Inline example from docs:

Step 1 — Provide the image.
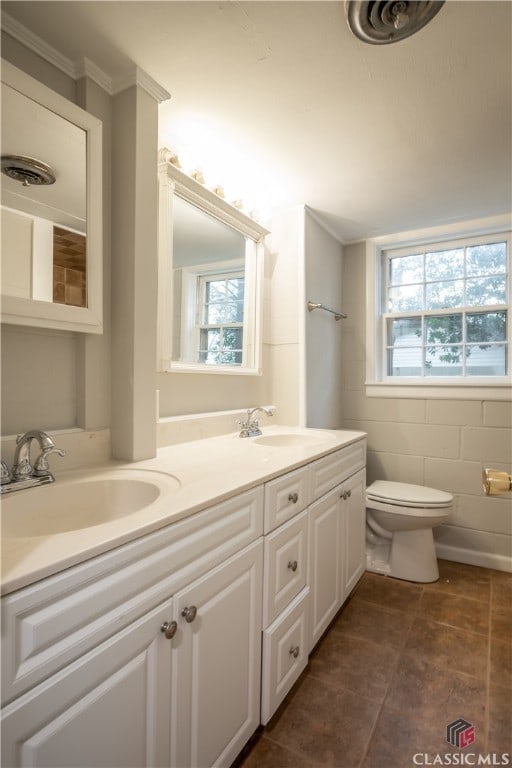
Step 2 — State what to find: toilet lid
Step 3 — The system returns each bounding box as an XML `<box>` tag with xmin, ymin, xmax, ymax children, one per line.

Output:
<box><xmin>366</xmin><ymin>480</ymin><xmax>453</xmax><ymax>508</ymax></box>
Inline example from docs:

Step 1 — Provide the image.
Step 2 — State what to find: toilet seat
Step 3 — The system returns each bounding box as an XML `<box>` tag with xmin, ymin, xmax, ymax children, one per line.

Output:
<box><xmin>366</xmin><ymin>480</ymin><xmax>453</xmax><ymax>509</ymax></box>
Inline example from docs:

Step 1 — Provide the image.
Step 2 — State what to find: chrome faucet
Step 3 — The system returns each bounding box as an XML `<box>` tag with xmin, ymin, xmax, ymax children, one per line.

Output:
<box><xmin>1</xmin><ymin>430</ymin><xmax>65</xmax><ymax>494</ymax></box>
<box><xmin>238</xmin><ymin>407</ymin><xmax>274</xmax><ymax>438</ymax></box>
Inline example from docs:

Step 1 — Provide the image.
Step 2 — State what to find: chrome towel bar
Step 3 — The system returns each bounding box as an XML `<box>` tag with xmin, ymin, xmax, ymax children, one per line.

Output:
<box><xmin>307</xmin><ymin>301</ymin><xmax>347</xmax><ymax>321</ymax></box>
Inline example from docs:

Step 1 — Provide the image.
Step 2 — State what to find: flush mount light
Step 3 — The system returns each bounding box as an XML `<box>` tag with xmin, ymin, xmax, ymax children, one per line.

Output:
<box><xmin>1</xmin><ymin>154</ymin><xmax>56</xmax><ymax>186</ymax></box>
<box><xmin>345</xmin><ymin>1</ymin><xmax>445</xmax><ymax>45</ymax></box>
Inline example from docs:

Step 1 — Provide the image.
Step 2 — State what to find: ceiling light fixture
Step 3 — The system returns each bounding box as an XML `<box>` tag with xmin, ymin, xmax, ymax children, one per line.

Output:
<box><xmin>345</xmin><ymin>1</ymin><xmax>445</xmax><ymax>45</ymax></box>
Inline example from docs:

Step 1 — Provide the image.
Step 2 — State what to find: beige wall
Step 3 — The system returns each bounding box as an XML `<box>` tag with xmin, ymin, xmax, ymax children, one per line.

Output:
<box><xmin>304</xmin><ymin>210</ymin><xmax>344</xmax><ymax>428</ymax></box>
<box><xmin>341</xmin><ymin>242</ymin><xmax>512</xmax><ymax>570</ymax></box>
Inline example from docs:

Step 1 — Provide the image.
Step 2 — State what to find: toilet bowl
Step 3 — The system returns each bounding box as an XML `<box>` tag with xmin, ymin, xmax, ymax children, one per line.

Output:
<box><xmin>366</xmin><ymin>480</ymin><xmax>453</xmax><ymax>583</ymax></box>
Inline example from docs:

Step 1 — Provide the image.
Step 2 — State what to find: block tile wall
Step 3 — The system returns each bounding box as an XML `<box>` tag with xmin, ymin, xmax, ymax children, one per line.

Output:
<box><xmin>341</xmin><ymin>242</ymin><xmax>512</xmax><ymax>571</ymax></box>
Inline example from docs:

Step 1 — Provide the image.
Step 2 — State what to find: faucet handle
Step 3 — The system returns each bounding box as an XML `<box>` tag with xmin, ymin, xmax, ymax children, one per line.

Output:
<box><xmin>1</xmin><ymin>460</ymin><xmax>11</xmax><ymax>484</ymax></box>
<box><xmin>33</xmin><ymin>446</ymin><xmax>66</xmax><ymax>477</ymax></box>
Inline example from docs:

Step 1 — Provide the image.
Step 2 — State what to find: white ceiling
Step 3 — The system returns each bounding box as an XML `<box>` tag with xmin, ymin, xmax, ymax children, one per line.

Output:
<box><xmin>3</xmin><ymin>1</ymin><xmax>511</xmax><ymax>242</ymax></box>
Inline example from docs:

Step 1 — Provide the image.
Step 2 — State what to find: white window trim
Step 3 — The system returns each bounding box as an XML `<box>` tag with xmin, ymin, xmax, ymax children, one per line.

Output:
<box><xmin>365</xmin><ymin>214</ymin><xmax>512</xmax><ymax>400</ymax></box>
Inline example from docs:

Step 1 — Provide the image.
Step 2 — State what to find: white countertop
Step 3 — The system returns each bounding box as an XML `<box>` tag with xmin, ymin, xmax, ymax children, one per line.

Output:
<box><xmin>1</xmin><ymin>426</ymin><xmax>366</xmax><ymax>596</ymax></box>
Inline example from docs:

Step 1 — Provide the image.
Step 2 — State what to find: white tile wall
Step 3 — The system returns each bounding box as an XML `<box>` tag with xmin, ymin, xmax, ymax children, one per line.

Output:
<box><xmin>456</xmin><ymin>494</ymin><xmax>512</xmax><ymax>536</ymax></box>
<box><xmin>462</xmin><ymin>427</ymin><xmax>512</xmax><ymax>463</ymax></box>
<box><xmin>483</xmin><ymin>401</ymin><xmax>512</xmax><ymax>428</ymax></box>
<box><xmin>424</xmin><ymin>458</ymin><xmax>483</xmax><ymax>496</ymax></box>
<box><xmin>426</xmin><ymin>400</ymin><xmax>482</xmax><ymax>426</ymax></box>
<box><xmin>346</xmin><ymin>419</ymin><xmax>460</xmax><ymax>459</ymax></box>
<box><xmin>366</xmin><ymin>450</ymin><xmax>424</xmax><ymax>486</ymax></box>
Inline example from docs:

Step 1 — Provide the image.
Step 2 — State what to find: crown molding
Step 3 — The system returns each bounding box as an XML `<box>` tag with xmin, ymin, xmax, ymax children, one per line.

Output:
<box><xmin>1</xmin><ymin>11</ymin><xmax>169</xmax><ymax>102</ymax></box>
<box><xmin>112</xmin><ymin>65</ymin><xmax>170</xmax><ymax>103</ymax></box>
<box><xmin>1</xmin><ymin>10</ymin><xmax>76</xmax><ymax>78</ymax></box>
<box><xmin>75</xmin><ymin>56</ymin><xmax>113</xmax><ymax>94</ymax></box>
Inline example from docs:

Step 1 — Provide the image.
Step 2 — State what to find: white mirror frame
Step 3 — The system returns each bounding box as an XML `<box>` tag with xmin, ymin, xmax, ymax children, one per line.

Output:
<box><xmin>157</xmin><ymin>149</ymin><xmax>269</xmax><ymax>375</ymax></box>
<box><xmin>1</xmin><ymin>60</ymin><xmax>103</xmax><ymax>333</ymax></box>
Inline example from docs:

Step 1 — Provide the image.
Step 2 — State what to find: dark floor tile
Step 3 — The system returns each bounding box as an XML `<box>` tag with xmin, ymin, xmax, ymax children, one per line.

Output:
<box><xmin>405</xmin><ymin>617</ymin><xmax>488</xmax><ymax>679</ymax></box>
<box><xmin>362</xmin><ymin>705</ymin><xmax>486</xmax><ymax>768</ymax></box>
<box><xmin>488</xmin><ymin>683</ymin><xmax>512</xmax><ymax>754</ymax></box>
<box><xmin>417</xmin><ymin>589</ymin><xmax>490</xmax><ymax>635</ymax></box>
<box><xmin>491</xmin><ymin>606</ymin><xmax>512</xmax><ymax>642</ymax></box>
<box><xmin>265</xmin><ymin>673</ymin><xmax>380</xmax><ymax>767</ymax></box>
<box><xmin>424</xmin><ymin>560</ymin><xmax>492</xmax><ymax>603</ymax></box>
<box><xmin>490</xmin><ymin>637</ymin><xmax>512</xmax><ymax>688</ymax></box>
<box><xmin>385</xmin><ymin>652</ymin><xmax>486</xmax><ymax>729</ymax></box>
<box><xmin>308</xmin><ymin>632</ymin><xmax>399</xmax><ymax>703</ymax></box>
<box><xmin>353</xmin><ymin>572</ymin><xmax>423</xmax><ymax>614</ymax></box>
<box><xmin>240</xmin><ymin>734</ymin><xmax>319</xmax><ymax>768</ymax></box>
<box><xmin>491</xmin><ymin>570</ymin><xmax>512</xmax><ymax>610</ymax></box>
<box><xmin>332</xmin><ymin>596</ymin><xmax>415</xmax><ymax>648</ymax></box>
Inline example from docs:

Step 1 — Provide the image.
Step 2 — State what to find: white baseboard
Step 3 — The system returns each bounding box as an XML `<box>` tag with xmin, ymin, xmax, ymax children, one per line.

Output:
<box><xmin>435</xmin><ymin>543</ymin><xmax>512</xmax><ymax>573</ymax></box>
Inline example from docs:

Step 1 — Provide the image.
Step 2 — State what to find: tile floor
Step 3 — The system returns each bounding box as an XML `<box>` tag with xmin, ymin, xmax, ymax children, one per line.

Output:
<box><xmin>240</xmin><ymin>560</ymin><xmax>512</xmax><ymax>768</ymax></box>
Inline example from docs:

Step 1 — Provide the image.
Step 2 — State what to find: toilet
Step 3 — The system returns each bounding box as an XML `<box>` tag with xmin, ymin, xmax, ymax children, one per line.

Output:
<box><xmin>366</xmin><ymin>480</ymin><xmax>453</xmax><ymax>583</ymax></box>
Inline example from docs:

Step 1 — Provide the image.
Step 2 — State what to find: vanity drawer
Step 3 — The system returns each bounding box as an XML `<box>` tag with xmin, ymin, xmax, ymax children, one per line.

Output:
<box><xmin>310</xmin><ymin>440</ymin><xmax>366</xmax><ymax>502</ymax></box>
<box><xmin>261</xmin><ymin>587</ymin><xmax>309</xmax><ymax>724</ymax></box>
<box><xmin>264</xmin><ymin>466</ymin><xmax>310</xmax><ymax>533</ymax></box>
<box><xmin>263</xmin><ymin>509</ymin><xmax>308</xmax><ymax>628</ymax></box>
<box><xmin>1</xmin><ymin>486</ymin><xmax>263</xmax><ymax>706</ymax></box>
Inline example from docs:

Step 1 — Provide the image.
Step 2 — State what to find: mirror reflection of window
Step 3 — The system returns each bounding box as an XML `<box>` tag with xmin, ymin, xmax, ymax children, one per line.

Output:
<box><xmin>198</xmin><ymin>271</ymin><xmax>245</xmax><ymax>365</ymax></box>
<box><xmin>172</xmin><ymin>196</ymin><xmax>247</xmax><ymax>366</ymax></box>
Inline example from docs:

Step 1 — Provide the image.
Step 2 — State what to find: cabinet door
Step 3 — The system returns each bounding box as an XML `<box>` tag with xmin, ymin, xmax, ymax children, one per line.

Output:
<box><xmin>1</xmin><ymin>598</ymin><xmax>173</xmax><ymax>768</ymax></box>
<box><xmin>342</xmin><ymin>468</ymin><xmax>366</xmax><ymax>600</ymax></box>
<box><xmin>263</xmin><ymin>509</ymin><xmax>308</xmax><ymax>628</ymax></box>
<box><xmin>308</xmin><ymin>486</ymin><xmax>342</xmax><ymax>652</ymax></box>
<box><xmin>261</xmin><ymin>587</ymin><xmax>309</xmax><ymax>724</ymax></box>
<box><xmin>171</xmin><ymin>540</ymin><xmax>263</xmax><ymax>768</ymax></box>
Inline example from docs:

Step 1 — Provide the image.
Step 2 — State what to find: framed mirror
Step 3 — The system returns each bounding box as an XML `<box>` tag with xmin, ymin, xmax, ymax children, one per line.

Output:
<box><xmin>157</xmin><ymin>150</ymin><xmax>268</xmax><ymax>374</ymax></box>
<box><xmin>1</xmin><ymin>60</ymin><xmax>103</xmax><ymax>333</ymax></box>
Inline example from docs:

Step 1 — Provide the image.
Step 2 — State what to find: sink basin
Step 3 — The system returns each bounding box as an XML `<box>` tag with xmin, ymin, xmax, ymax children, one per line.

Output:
<box><xmin>2</xmin><ymin>469</ymin><xmax>180</xmax><ymax>538</ymax></box>
<box><xmin>252</xmin><ymin>431</ymin><xmax>336</xmax><ymax>448</ymax></box>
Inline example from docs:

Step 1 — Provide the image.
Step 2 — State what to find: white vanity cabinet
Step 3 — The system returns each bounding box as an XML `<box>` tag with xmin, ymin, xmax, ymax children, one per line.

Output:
<box><xmin>1</xmin><ymin>432</ymin><xmax>367</xmax><ymax>766</ymax></box>
<box><xmin>308</xmin><ymin>445</ymin><xmax>366</xmax><ymax>651</ymax></box>
<box><xmin>170</xmin><ymin>540</ymin><xmax>262</xmax><ymax>768</ymax></box>
<box><xmin>1</xmin><ymin>598</ymin><xmax>174</xmax><ymax>768</ymax></box>
<box><xmin>261</xmin><ymin>476</ymin><xmax>310</xmax><ymax>725</ymax></box>
<box><xmin>342</xmin><ymin>468</ymin><xmax>366</xmax><ymax>598</ymax></box>
<box><xmin>1</xmin><ymin>489</ymin><xmax>264</xmax><ymax>768</ymax></box>
<box><xmin>260</xmin><ymin>437</ymin><xmax>366</xmax><ymax>723</ymax></box>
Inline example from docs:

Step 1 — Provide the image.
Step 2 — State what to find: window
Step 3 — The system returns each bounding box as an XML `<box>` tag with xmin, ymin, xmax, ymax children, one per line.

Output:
<box><xmin>384</xmin><ymin>238</ymin><xmax>509</xmax><ymax>378</ymax></box>
<box><xmin>365</xmin><ymin>219</ymin><xmax>512</xmax><ymax>399</ymax></box>
<box><xmin>197</xmin><ymin>271</ymin><xmax>245</xmax><ymax>365</ymax></box>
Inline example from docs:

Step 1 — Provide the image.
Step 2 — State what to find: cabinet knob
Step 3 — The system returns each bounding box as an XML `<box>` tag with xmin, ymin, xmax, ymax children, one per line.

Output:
<box><xmin>340</xmin><ymin>489</ymin><xmax>352</xmax><ymax>500</ymax></box>
<box><xmin>160</xmin><ymin>620</ymin><xmax>178</xmax><ymax>640</ymax></box>
<box><xmin>288</xmin><ymin>492</ymin><xmax>299</xmax><ymax>504</ymax></box>
<box><xmin>181</xmin><ymin>605</ymin><xmax>198</xmax><ymax>623</ymax></box>
<box><xmin>287</xmin><ymin>560</ymin><xmax>298</xmax><ymax>572</ymax></box>
<box><xmin>289</xmin><ymin>646</ymin><xmax>300</xmax><ymax>658</ymax></box>
<box><xmin>347</xmin><ymin>489</ymin><xmax>352</xmax><ymax>498</ymax></box>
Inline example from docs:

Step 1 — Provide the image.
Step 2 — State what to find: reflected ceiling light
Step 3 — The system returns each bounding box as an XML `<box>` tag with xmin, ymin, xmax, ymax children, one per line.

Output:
<box><xmin>1</xmin><ymin>155</ymin><xmax>56</xmax><ymax>186</ymax></box>
<box><xmin>345</xmin><ymin>1</ymin><xmax>445</xmax><ymax>44</ymax></box>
